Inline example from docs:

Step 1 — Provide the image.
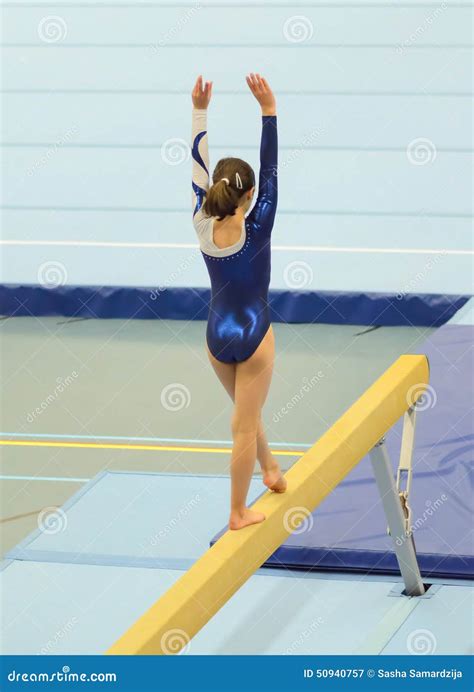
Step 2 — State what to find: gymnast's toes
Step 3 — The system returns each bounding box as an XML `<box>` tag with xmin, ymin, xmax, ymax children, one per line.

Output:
<box><xmin>263</xmin><ymin>467</ymin><xmax>287</xmax><ymax>494</ymax></box>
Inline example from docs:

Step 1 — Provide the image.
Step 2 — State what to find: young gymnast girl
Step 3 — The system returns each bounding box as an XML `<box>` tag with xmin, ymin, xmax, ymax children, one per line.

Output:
<box><xmin>191</xmin><ymin>73</ymin><xmax>286</xmax><ymax>530</ymax></box>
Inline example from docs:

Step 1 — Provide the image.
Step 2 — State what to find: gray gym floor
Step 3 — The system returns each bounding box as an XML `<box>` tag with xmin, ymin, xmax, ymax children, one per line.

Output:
<box><xmin>1</xmin><ymin>316</ymin><xmax>434</xmax><ymax>556</ymax></box>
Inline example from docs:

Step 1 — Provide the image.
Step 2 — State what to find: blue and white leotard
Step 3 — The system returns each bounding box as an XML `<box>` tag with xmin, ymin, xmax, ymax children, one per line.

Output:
<box><xmin>191</xmin><ymin>109</ymin><xmax>278</xmax><ymax>364</ymax></box>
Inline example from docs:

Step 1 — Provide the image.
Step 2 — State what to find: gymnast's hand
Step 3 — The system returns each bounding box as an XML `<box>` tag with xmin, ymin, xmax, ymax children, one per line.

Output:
<box><xmin>192</xmin><ymin>75</ymin><xmax>213</xmax><ymax>110</ymax></box>
<box><xmin>246</xmin><ymin>73</ymin><xmax>276</xmax><ymax>116</ymax></box>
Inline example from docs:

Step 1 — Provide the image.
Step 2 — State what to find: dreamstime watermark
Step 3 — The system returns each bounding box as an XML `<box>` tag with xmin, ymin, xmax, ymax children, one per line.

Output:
<box><xmin>39</xmin><ymin>617</ymin><xmax>79</xmax><ymax>654</ymax></box>
<box><xmin>38</xmin><ymin>15</ymin><xmax>68</xmax><ymax>43</ymax></box>
<box><xmin>161</xmin><ymin>138</ymin><xmax>191</xmax><ymax>166</ymax></box>
<box><xmin>396</xmin><ymin>250</ymin><xmax>447</xmax><ymax>299</ymax></box>
<box><xmin>283</xmin><ymin>15</ymin><xmax>314</xmax><ymax>43</ymax></box>
<box><xmin>407</xmin><ymin>383</ymin><xmax>437</xmax><ymax>411</ymax></box>
<box><xmin>140</xmin><ymin>494</ymin><xmax>201</xmax><ymax>549</ymax></box>
<box><xmin>273</xmin><ymin>371</ymin><xmax>324</xmax><ymax>423</ymax></box>
<box><xmin>406</xmin><ymin>138</ymin><xmax>437</xmax><ymax>166</ymax></box>
<box><xmin>37</xmin><ymin>506</ymin><xmax>68</xmax><ymax>535</ymax></box>
<box><xmin>26</xmin><ymin>371</ymin><xmax>79</xmax><ymax>423</ymax></box>
<box><xmin>283</xmin><ymin>506</ymin><xmax>314</xmax><ymax>534</ymax></box>
<box><xmin>285</xmin><ymin>617</ymin><xmax>325</xmax><ymax>654</ymax></box>
<box><xmin>407</xmin><ymin>628</ymin><xmax>437</xmax><ymax>654</ymax></box>
<box><xmin>37</xmin><ymin>260</ymin><xmax>68</xmax><ymax>289</ymax></box>
<box><xmin>7</xmin><ymin>667</ymin><xmax>116</xmax><ymax>683</ymax></box>
<box><xmin>283</xmin><ymin>260</ymin><xmax>314</xmax><ymax>289</ymax></box>
<box><xmin>397</xmin><ymin>3</ymin><xmax>447</xmax><ymax>53</ymax></box>
<box><xmin>161</xmin><ymin>383</ymin><xmax>191</xmax><ymax>411</ymax></box>
<box><xmin>277</xmin><ymin>127</ymin><xmax>326</xmax><ymax>174</ymax></box>
<box><xmin>395</xmin><ymin>494</ymin><xmax>448</xmax><ymax>546</ymax></box>
<box><xmin>27</xmin><ymin>125</ymin><xmax>79</xmax><ymax>177</ymax></box>
<box><xmin>150</xmin><ymin>252</ymin><xmax>199</xmax><ymax>300</ymax></box>
<box><xmin>161</xmin><ymin>628</ymin><xmax>191</xmax><ymax>655</ymax></box>
<box><xmin>147</xmin><ymin>3</ymin><xmax>202</xmax><ymax>55</ymax></box>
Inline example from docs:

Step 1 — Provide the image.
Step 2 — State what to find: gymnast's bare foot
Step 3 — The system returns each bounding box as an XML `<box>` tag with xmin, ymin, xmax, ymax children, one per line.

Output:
<box><xmin>229</xmin><ymin>508</ymin><xmax>266</xmax><ymax>530</ymax></box>
<box><xmin>263</xmin><ymin>462</ymin><xmax>287</xmax><ymax>493</ymax></box>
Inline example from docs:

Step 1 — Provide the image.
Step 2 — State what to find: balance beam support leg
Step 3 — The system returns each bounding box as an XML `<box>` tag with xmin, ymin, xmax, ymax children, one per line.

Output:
<box><xmin>369</xmin><ymin>439</ymin><xmax>425</xmax><ymax>597</ymax></box>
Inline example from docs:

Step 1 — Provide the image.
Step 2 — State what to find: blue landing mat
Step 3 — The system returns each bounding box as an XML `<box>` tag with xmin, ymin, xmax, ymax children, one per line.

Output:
<box><xmin>4</xmin><ymin>559</ymin><xmax>472</xmax><ymax>655</ymax></box>
<box><xmin>0</xmin><ymin>283</ymin><xmax>468</xmax><ymax>327</ymax></box>
<box><xmin>212</xmin><ymin>324</ymin><xmax>474</xmax><ymax>579</ymax></box>
<box><xmin>6</xmin><ymin>472</ymin><xmax>263</xmax><ymax>569</ymax></box>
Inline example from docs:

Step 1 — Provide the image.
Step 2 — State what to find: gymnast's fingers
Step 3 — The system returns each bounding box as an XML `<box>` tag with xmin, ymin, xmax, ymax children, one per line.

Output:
<box><xmin>246</xmin><ymin>74</ymin><xmax>255</xmax><ymax>93</ymax></box>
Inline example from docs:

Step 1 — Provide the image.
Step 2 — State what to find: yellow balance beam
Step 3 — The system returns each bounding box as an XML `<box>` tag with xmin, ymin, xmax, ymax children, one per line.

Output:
<box><xmin>107</xmin><ymin>354</ymin><xmax>429</xmax><ymax>655</ymax></box>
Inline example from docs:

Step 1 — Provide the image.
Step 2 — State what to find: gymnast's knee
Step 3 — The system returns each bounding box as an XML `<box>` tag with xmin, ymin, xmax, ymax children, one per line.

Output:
<box><xmin>231</xmin><ymin>410</ymin><xmax>260</xmax><ymax>437</ymax></box>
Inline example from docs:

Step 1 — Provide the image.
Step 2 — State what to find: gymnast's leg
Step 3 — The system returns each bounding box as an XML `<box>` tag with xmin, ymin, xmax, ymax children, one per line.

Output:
<box><xmin>207</xmin><ymin>340</ymin><xmax>286</xmax><ymax>494</ymax></box>
<box><xmin>230</xmin><ymin>327</ymin><xmax>284</xmax><ymax>529</ymax></box>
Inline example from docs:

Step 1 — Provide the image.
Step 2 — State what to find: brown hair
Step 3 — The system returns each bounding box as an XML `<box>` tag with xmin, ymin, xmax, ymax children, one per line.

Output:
<box><xmin>203</xmin><ymin>157</ymin><xmax>255</xmax><ymax>221</ymax></box>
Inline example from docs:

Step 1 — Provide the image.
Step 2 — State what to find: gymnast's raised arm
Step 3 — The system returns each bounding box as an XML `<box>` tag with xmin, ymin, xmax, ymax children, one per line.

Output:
<box><xmin>191</xmin><ymin>76</ymin><xmax>212</xmax><ymax>217</ymax></box>
<box><xmin>246</xmin><ymin>73</ymin><xmax>278</xmax><ymax>233</ymax></box>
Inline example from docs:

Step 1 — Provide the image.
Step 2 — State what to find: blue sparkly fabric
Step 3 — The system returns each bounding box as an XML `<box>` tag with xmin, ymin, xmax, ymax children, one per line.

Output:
<box><xmin>192</xmin><ymin>115</ymin><xmax>278</xmax><ymax>363</ymax></box>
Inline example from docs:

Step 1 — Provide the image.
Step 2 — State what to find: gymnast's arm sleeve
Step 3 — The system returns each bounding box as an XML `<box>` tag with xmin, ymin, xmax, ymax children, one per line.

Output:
<box><xmin>248</xmin><ymin>115</ymin><xmax>278</xmax><ymax>233</ymax></box>
<box><xmin>191</xmin><ymin>108</ymin><xmax>210</xmax><ymax>216</ymax></box>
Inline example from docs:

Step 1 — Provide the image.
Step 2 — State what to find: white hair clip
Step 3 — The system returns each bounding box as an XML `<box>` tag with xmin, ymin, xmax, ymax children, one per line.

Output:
<box><xmin>235</xmin><ymin>172</ymin><xmax>243</xmax><ymax>189</ymax></box>
<box><xmin>220</xmin><ymin>177</ymin><xmax>230</xmax><ymax>185</ymax></box>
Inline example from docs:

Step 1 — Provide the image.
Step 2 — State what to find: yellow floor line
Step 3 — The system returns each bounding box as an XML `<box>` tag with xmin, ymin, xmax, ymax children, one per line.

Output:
<box><xmin>0</xmin><ymin>439</ymin><xmax>303</xmax><ymax>457</ymax></box>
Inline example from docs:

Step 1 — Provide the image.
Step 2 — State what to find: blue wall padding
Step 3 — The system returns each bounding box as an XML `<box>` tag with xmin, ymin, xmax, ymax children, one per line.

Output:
<box><xmin>211</xmin><ymin>324</ymin><xmax>474</xmax><ymax>579</ymax></box>
<box><xmin>0</xmin><ymin>283</ymin><xmax>469</xmax><ymax>327</ymax></box>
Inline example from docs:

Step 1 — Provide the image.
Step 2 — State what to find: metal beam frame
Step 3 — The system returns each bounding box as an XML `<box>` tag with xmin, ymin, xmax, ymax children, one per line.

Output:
<box><xmin>369</xmin><ymin>435</ymin><xmax>425</xmax><ymax>597</ymax></box>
